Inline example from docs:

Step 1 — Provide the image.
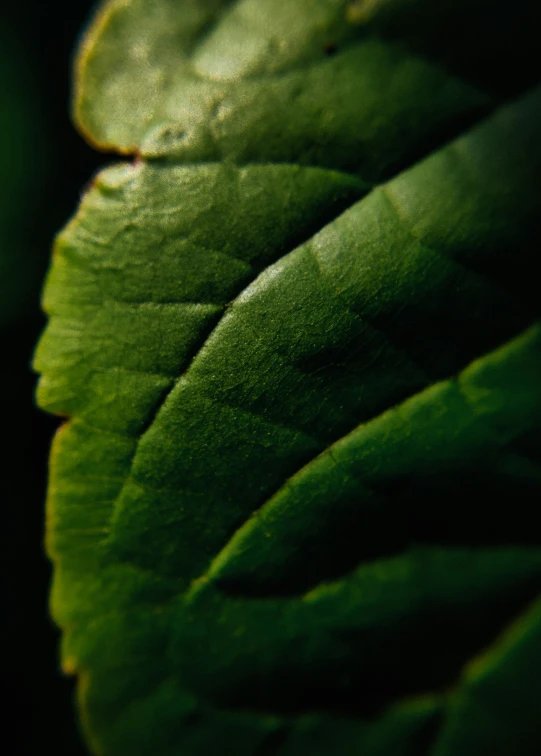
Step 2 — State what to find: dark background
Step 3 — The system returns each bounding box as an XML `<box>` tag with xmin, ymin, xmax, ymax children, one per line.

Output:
<box><xmin>2</xmin><ymin>3</ymin><xmax>104</xmax><ymax>754</ymax></box>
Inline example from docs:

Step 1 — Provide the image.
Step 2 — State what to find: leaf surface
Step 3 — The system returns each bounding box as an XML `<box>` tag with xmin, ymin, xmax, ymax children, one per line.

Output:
<box><xmin>35</xmin><ymin>1</ymin><xmax>541</xmax><ymax>754</ymax></box>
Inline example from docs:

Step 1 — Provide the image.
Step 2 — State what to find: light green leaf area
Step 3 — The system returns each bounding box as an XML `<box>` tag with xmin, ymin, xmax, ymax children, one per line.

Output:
<box><xmin>35</xmin><ymin>0</ymin><xmax>541</xmax><ymax>754</ymax></box>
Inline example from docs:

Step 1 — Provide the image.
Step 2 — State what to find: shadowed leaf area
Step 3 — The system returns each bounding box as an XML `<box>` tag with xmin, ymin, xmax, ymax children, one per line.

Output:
<box><xmin>34</xmin><ymin>0</ymin><xmax>541</xmax><ymax>754</ymax></box>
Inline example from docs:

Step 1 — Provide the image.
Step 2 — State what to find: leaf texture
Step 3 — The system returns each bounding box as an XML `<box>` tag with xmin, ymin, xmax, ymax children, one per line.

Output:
<box><xmin>35</xmin><ymin>1</ymin><xmax>541</xmax><ymax>754</ymax></box>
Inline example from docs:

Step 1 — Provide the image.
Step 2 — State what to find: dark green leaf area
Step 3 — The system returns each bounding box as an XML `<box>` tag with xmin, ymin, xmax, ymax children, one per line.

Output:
<box><xmin>101</xmin><ymin>90</ymin><xmax>540</xmax><ymax>588</ymax></box>
<box><xmin>209</xmin><ymin>324</ymin><xmax>541</xmax><ymax>595</ymax></box>
<box><xmin>433</xmin><ymin>597</ymin><xmax>541</xmax><ymax>756</ymax></box>
<box><xmin>178</xmin><ymin>546</ymin><xmax>541</xmax><ymax>718</ymax></box>
<box><xmin>352</xmin><ymin>0</ymin><xmax>541</xmax><ymax>97</ymax></box>
<box><xmin>79</xmin><ymin>655</ymin><xmax>441</xmax><ymax>756</ymax></box>
<box><xmin>35</xmin><ymin>0</ymin><xmax>541</xmax><ymax>754</ymax></box>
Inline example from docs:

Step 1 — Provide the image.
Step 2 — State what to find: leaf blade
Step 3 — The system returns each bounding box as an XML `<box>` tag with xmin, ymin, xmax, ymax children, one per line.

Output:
<box><xmin>35</xmin><ymin>1</ymin><xmax>541</xmax><ymax>753</ymax></box>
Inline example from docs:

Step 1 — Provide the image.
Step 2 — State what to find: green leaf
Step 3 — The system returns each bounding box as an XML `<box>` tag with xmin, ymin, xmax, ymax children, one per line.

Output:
<box><xmin>35</xmin><ymin>1</ymin><xmax>541</xmax><ymax>754</ymax></box>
